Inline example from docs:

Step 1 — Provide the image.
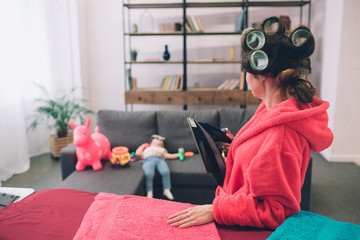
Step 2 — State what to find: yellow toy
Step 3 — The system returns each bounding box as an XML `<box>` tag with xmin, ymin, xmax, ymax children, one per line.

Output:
<box><xmin>110</xmin><ymin>146</ymin><xmax>131</xmax><ymax>167</ymax></box>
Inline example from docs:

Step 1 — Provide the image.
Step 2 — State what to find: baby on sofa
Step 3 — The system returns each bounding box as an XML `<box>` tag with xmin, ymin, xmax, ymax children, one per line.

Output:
<box><xmin>135</xmin><ymin>135</ymin><xmax>184</xmax><ymax>200</ymax></box>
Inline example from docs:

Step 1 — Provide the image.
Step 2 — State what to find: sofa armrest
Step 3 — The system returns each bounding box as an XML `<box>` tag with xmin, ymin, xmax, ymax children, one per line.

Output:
<box><xmin>60</xmin><ymin>143</ymin><xmax>77</xmax><ymax>180</ymax></box>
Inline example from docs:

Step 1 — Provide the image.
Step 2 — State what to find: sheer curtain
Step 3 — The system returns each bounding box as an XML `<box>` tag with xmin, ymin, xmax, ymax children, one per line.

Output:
<box><xmin>0</xmin><ymin>0</ymin><xmax>83</xmax><ymax>183</ymax></box>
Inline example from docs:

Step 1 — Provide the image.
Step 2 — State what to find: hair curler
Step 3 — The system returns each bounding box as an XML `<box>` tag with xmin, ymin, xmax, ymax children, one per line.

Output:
<box><xmin>245</xmin><ymin>30</ymin><xmax>266</xmax><ymax>50</ymax></box>
<box><xmin>250</xmin><ymin>50</ymin><xmax>269</xmax><ymax>71</ymax></box>
<box><xmin>291</xmin><ymin>27</ymin><xmax>311</xmax><ymax>47</ymax></box>
<box><xmin>261</xmin><ymin>16</ymin><xmax>285</xmax><ymax>35</ymax></box>
<box><xmin>242</xmin><ymin>28</ymin><xmax>266</xmax><ymax>52</ymax></box>
<box><xmin>289</xmin><ymin>26</ymin><xmax>315</xmax><ymax>58</ymax></box>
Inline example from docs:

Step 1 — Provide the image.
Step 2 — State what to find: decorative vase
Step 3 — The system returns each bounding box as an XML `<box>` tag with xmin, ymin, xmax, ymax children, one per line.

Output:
<box><xmin>139</xmin><ymin>9</ymin><xmax>154</xmax><ymax>33</ymax></box>
<box><xmin>163</xmin><ymin>45</ymin><xmax>170</xmax><ymax>61</ymax></box>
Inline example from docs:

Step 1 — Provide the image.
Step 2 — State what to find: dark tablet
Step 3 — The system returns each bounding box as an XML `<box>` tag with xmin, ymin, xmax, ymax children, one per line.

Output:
<box><xmin>187</xmin><ymin>117</ymin><xmax>231</xmax><ymax>186</ymax></box>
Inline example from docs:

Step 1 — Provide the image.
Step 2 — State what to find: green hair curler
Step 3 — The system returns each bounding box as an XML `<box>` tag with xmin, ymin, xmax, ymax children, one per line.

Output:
<box><xmin>245</xmin><ymin>30</ymin><xmax>265</xmax><ymax>50</ymax></box>
<box><xmin>291</xmin><ymin>28</ymin><xmax>311</xmax><ymax>47</ymax></box>
<box><xmin>250</xmin><ymin>50</ymin><xmax>269</xmax><ymax>71</ymax></box>
<box><xmin>262</xmin><ymin>17</ymin><xmax>284</xmax><ymax>35</ymax></box>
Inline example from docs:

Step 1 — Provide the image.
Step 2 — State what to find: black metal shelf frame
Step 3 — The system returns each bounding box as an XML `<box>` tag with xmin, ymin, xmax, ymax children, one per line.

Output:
<box><xmin>122</xmin><ymin>0</ymin><xmax>311</xmax><ymax>109</ymax></box>
<box><xmin>124</xmin><ymin>1</ymin><xmax>310</xmax><ymax>9</ymax></box>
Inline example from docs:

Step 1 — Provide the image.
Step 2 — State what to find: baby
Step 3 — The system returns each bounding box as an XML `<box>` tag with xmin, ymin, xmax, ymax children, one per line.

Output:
<box><xmin>135</xmin><ymin>135</ymin><xmax>183</xmax><ymax>200</ymax></box>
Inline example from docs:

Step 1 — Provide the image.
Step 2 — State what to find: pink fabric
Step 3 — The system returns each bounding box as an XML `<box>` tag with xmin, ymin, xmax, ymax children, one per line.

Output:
<box><xmin>213</xmin><ymin>97</ymin><xmax>333</xmax><ymax>229</ymax></box>
<box><xmin>74</xmin><ymin>193</ymin><xmax>221</xmax><ymax>240</ymax></box>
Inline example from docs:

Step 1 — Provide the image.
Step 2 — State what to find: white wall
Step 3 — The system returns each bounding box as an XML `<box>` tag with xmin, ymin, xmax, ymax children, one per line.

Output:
<box><xmin>78</xmin><ymin>0</ymin><xmax>125</xmax><ymax>114</ymax></box>
<box><xmin>321</xmin><ymin>0</ymin><xmax>360</xmax><ymax>163</ymax></box>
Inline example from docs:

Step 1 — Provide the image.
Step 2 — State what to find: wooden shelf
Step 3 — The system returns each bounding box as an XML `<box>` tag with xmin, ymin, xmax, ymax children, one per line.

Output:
<box><xmin>187</xmin><ymin>2</ymin><xmax>245</xmax><ymax>8</ymax></box>
<box><xmin>127</xmin><ymin>32</ymin><xmax>241</xmax><ymax>36</ymax></box>
<box><xmin>125</xmin><ymin>89</ymin><xmax>261</xmax><ymax>106</ymax></box>
<box><xmin>247</xmin><ymin>1</ymin><xmax>310</xmax><ymax>7</ymax></box>
<box><xmin>126</xmin><ymin>60</ymin><xmax>183</xmax><ymax>64</ymax></box>
<box><xmin>123</xmin><ymin>1</ymin><xmax>310</xmax><ymax>9</ymax></box>
<box><xmin>186</xmin><ymin>31</ymin><xmax>241</xmax><ymax>35</ymax></box>
<box><xmin>127</xmin><ymin>32</ymin><xmax>183</xmax><ymax>36</ymax></box>
<box><xmin>124</xmin><ymin>3</ymin><xmax>183</xmax><ymax>9</ymax></box>
<box><xmin>126</xmin><ymin>60</ymin><xmax>241</xmax><ymax>64</ymax></box>
<box><xmin>187</xmin><ymin>60</ymin><xmax>241</xmax><ymax>64</ymax></box>
<box><xmin>123</xmin><ymin>2</ymin><xmax>245</xmax><ymax>9</ymax></box>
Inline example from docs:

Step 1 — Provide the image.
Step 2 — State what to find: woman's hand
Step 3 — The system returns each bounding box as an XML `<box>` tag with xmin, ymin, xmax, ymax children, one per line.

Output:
<box><xmin>167</xmin><ymin>204</ymin><xmax>215</xmax><ymax>228</ymax></box>
<box><xmin>218</xmin><ymin>142</ymin><xmax>231</xmax><ymax>159</ymax></box>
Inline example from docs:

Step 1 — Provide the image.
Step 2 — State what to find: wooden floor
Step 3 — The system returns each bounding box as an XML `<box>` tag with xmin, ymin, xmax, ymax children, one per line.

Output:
<box><xmin>2</xmin><ymin>152</ymin><xmax>360</xmax><ymax>225</ymax></box>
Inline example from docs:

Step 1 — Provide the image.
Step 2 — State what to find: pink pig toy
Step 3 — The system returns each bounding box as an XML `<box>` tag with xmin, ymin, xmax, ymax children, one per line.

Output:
<box><xmin>69</xmin><ymin>118</ymin><xmax>111</xmax><ymax>171</ymax></box>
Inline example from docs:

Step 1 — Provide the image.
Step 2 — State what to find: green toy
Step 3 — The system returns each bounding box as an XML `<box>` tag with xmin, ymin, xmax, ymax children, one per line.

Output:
<box><xmin>178</xmin><ymin>148</ymin><xmax>184</xmax><ymax>161</ymax></box>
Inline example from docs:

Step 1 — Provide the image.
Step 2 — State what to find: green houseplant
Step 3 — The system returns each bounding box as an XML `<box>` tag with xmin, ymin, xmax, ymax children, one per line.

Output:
<box><xmin>27</xmin><ymin>85</ymin><xmax>94</xmax><ymax>157</ymax></box>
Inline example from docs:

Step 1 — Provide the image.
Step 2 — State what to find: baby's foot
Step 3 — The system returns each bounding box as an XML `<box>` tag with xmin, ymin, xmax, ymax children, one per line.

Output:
<box><xmin>163</xmin><ymin>189</ymin><xmax>174</xmax><ymax>200</ymax></box>
<box><xmin>146</xmin><ymin>191</ymin><xmax>153</xmax><ymax>198</ymax></box>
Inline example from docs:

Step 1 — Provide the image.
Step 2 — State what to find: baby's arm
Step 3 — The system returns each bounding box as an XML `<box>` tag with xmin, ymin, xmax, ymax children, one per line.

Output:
<box><xmin>162</xmin><ymin>148</ymin><xmax>184</xmax><ymax>160</ymax></box>
<box><xmin>135</xmin><ymin>143</ymin><xmax>149</xmax><ymax>157</ymax></box>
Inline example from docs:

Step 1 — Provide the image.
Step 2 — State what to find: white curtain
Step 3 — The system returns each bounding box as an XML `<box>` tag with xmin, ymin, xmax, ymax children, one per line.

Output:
<box><xmin>0</xmin><ymin>0</ymin><xmax>83</xmax><ymax>183</ymax></box>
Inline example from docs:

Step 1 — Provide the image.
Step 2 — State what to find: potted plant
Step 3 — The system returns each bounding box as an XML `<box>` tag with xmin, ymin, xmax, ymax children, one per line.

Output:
<box><xmin>130</xmin><ymin>49</ymin><xmax>138</xmax><ymax>61</ymax></box>
<box><xmin>27</xmin><ymin>85</ymin><xmax>94</xmax><ymax>158</ymax></box>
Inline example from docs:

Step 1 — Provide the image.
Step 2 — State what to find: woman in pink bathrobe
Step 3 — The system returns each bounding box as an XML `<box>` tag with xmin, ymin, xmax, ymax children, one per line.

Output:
<box><xmin>168</xmin><ymin>16</ymin><xmax>333</xmax><ymax>229</ymax></box>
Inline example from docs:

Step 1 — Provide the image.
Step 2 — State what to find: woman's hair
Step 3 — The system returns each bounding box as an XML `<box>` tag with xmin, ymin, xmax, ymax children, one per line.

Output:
<box><xmin>241</xmin><ymin>16</ymin><xmax>316</xmax><ymax>103</ymax></box>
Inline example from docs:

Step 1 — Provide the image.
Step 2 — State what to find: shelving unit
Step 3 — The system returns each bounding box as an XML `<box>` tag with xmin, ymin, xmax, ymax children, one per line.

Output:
<box><xmin>123</xmin><ymin>0</ymin><xmax>311</xmax><ymax>109</ymax></box>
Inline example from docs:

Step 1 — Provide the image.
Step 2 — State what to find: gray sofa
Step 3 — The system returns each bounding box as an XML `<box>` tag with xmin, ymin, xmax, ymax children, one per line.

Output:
<box><xmin>58</xmin><ymin>107</ymin><xmax>312</xmax><ymax>210</ymax></box>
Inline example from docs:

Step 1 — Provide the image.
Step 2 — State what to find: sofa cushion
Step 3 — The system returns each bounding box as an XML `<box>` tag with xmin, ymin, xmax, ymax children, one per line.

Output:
<box><xmin>97</xmin><ymin>110</ymin><xmax>157</xmax><ymax>152</ymax></box>
<box><xmin>157</xmin><ymin>110</ymin><xmax>218</xmax><ymax>153</ymax></box>
<box><xmin>166</xmin><ymin>155</ymin><xmax>217</xmax><ymax>187</ymax></box>
<box><xmin>57</xmin><ymin>161</ymin><xmax>145</xmax><ymax>196</ymax></box>
<box><xmin>218</xmin><ymin>107</ymin><xmax>257</xmax><ymax>136</ymax></box>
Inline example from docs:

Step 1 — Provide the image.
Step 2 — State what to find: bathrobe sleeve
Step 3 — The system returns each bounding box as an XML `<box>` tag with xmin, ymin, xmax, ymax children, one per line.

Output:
<box><xmin>213</xmin><ymin>126</ymin><xmax>307</xmax><ymax>229</ymax></box>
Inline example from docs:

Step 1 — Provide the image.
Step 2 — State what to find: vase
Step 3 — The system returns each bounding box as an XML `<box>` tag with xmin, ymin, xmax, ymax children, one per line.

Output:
<box><xmin>139</xmin><ymin>9</ymin><xmax>154</xmax><ymax>33</ymax></box>
<box><xmin>163</xmin><ymin>45</ymin><xmax>170</xmax><ymax>61</ymax></box>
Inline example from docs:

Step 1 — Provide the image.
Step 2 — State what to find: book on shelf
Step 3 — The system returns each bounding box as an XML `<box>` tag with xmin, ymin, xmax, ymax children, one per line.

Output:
<box><xmin>195</xmin><ymin>17</ymin><xmax>204</xmax><ymax>32</ymax></box>
<box><xmin>130</xmin><ymin>77</ymin><xmax>137</xmax><ymax>90</ymax></box>
<box><xmin>235</xmin><ymin>11</ymin><xmax>245</xmax><ymax>32</ymax></box>
<box><xmin>217</xmin><ymin>78</ymin><xmax>240</xmax><ymax>90</ymax></box>
<box><xmin>186</xmin><ymin>15</ymin><xmax>204</xmax><ymax>33</ymax></box>
<box><xmin>159</xmin><ymin>23</ymin><xmax>181</xmax><ymax>33</ymax></box>
<box><xmin>160</xmin><ymin>75</ymin><xmax>183</xmax><ymax>90</ymax></box>
<box><xmin>217</xmin><ymin>71</ymin><xmax>246</xmax><ymax>91</ymax></box>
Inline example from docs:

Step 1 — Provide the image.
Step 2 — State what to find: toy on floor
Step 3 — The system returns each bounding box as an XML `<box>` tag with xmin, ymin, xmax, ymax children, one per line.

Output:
<box><xmin>110</xmin><ymin>146</ymin><xmax>131</xmax><ymax>168</ymax></box>
<box><xmin>69</xmin><ymin>119</ymin><xmax>111</xmax><ymax>171</ymax></box>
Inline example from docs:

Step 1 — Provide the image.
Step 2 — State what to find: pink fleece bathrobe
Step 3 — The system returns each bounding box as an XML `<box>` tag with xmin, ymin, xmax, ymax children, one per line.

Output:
<box><xmin>213</xmin><ymin>97</ymin><xmax>334</xmax><ymax>229</ymax></box>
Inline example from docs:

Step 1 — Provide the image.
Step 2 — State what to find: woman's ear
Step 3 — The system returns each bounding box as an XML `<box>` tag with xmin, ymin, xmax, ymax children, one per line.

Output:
<box><xmin>261</xmin><ymin>74</ymin><xmax>274</xmax><ymax>83</ymax></box>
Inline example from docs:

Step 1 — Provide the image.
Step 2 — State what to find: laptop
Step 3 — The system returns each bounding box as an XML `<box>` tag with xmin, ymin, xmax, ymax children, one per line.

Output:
<box><xmin>187</xmin><ymin>117</ymin><xmax>233</xmax><ymax>186</ymax></box>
